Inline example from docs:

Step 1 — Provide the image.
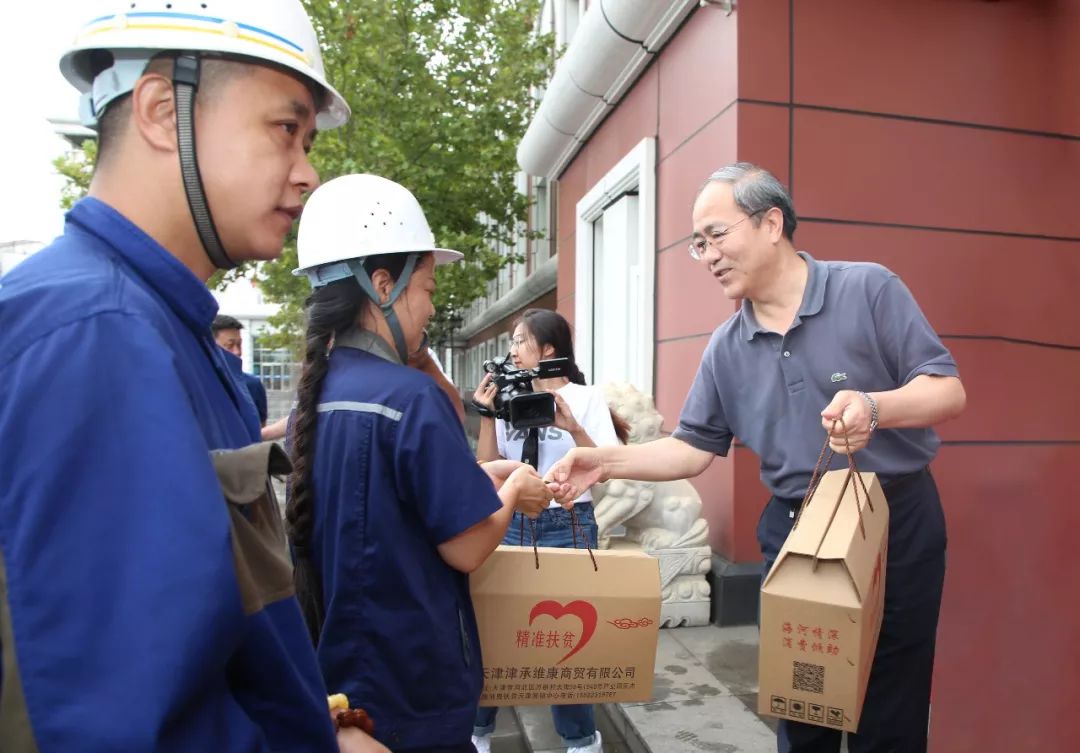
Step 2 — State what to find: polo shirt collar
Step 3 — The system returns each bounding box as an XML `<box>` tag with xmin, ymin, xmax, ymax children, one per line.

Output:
<box><xmin>796</xmin><ymin>251</ymin><xmax>829</xmax><ymax>319</ymax></box>
<box><xmin>739</xmin><ymin>251</ymin><xmax>829</xmax><ymax>341</ymax></box>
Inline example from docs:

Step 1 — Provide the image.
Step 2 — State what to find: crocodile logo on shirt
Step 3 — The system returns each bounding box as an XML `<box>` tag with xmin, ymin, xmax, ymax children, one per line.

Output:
<box><xmin>830</xmin><ymin>372</ymin><xmax>848</xmax><ymax>383</ymax></box>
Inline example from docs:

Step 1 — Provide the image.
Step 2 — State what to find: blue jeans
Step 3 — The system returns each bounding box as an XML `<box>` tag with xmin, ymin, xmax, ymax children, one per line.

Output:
<box><xmin>473</xmin><ymin>503</ymin><xmax>599</xmax><ymax>748</ymax></box>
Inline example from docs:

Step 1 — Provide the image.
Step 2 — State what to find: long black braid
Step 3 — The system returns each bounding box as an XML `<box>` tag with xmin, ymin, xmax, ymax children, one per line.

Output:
<box><xmin>286</xmin><ymin>253</ymin><xmax>409</xmax><ymax>644</ymax></box>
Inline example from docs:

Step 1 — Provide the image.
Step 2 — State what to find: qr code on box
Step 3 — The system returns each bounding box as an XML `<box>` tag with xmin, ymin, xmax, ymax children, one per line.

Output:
<box><xmin>792</xmin><ymin>661</ymin><xmax>824</xmax><ymax>694</ymax></box>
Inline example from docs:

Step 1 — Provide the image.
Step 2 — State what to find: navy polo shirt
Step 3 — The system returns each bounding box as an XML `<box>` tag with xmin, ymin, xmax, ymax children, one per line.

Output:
<box><xmin>0</xmin><ymin>198</ymin><xmax>335</xmax><ymax>750</ymax></box>
<box><xmin>307</xmin><ymin>343</ymin><xmax>502</xmax><ymax>750</ymax></box>
<box><xmin>245</xmin><ymin>373</ymin><xmax>269</xmax><ymax>424</ymax></box>
<box><xmin>222</xmin><ymin>347</ymin><xmax>270</xmax><ymax>424</ymax></box>
<box><xmin>673</xmin><ymin>252</ymin><xmax>958</xmax><ymax>499</ymax></box>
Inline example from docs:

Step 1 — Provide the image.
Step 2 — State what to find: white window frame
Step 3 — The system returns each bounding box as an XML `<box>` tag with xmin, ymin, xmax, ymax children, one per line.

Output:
<box><xmin>574</xmin><ymin>138</ymin><xmax>656</xmax><ymax>394</ymax></box>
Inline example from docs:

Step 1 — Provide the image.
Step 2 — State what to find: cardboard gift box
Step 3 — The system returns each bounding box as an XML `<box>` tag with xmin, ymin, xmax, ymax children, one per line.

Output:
<box><xmin>759</xmin><ymin>469</ymin><xmax>889</xmax><ymax>733</ymax></box>
<box><xmin>470</xmin><ymin>544</ymin><xmax>661</xmax><ymax>707</ymax></box>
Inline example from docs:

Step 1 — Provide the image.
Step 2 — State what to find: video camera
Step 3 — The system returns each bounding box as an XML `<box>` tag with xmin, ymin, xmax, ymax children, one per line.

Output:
<box><xmin>481</xmin><ymin>353</ymin><xmax>571</xmax><ymax>429</ymax></box>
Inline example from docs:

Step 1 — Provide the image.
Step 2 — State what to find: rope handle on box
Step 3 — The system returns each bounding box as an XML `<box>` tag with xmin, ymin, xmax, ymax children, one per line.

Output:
<box><xmin>792</xmin><ymin>419</ymin><xmax>876</xmax><ymax>568</ymax></box>
<box><xmin>517</xmin><ymin>504</ymin><xmax>598</xmax><ymax>572</ymax></box>
<box><xmin>794</xmin><ymin>418</ymin><xmax>875</xmax><ymax>527</ymax></box>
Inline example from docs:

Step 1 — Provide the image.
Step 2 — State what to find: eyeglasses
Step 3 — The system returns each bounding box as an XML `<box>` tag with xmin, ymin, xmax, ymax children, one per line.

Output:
<box><xmin>688</xmin><ymin>208</ymin><xmax>768</xmax><ymax>260</ymax></box>
<box><xmin>510</xmin><ymin>336</ymin><xmax>530</xmax><ymax>349</ymax></box>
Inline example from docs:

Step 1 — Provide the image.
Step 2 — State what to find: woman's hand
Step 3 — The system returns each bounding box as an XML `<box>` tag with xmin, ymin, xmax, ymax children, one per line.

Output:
<box><xmin>545</xmin><ymin>389</ymin><xmax>581</xmax><ymax>434</ymax></box>
<box><xmin>480</xmin><ymin>459</ymin><xmax>525</xmax><ymax>489</ymax></box>
<box><xmin>504</xmin><ymin>465</ymin><xmax>561</xmax><ymax>517</ymax></box>
<box><xmin>473</xmin><ymin>373</ymin><xmax>498</xmax><ymax>411</ymax></box>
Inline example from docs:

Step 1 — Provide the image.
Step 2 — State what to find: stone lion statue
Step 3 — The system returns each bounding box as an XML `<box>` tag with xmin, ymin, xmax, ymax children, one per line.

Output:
<box><xmin>593</xmin><ymin>383</ymin><xmax>709</xmax><ymax>551</ymax></box>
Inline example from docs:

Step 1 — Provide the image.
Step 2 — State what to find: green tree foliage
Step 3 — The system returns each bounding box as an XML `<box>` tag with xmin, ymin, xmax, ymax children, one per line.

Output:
<box><xmin>259</xmin><ymin>0</ymin><xmax>552</xmax><ymax>351</ymax></box>
<box><xmin>52</xmin><ymin>1</ymin><xmax>551</xmax><ymax>353</ymax></box>
<box><xmin>53</xmin><ymin>140</ymin><xmax>97</xmax><ymax>210</ymax></box>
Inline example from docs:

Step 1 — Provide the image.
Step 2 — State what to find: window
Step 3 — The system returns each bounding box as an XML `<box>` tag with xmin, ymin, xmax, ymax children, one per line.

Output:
<box><xmin>463</xmin><ymin>336</ymin><xmax>501</xmax><ymax>393</ymax></box>
<box><xmin>574</xmin><ymin>138</ymin><xmax>656</xmax><ymax>393</ymax></box>
<box><xmin>251</xmin><ymin>343</ymin><xmax>299</xmax><ymax>392</ymax></box>
<box><xmin>591</xmin><ymin>192</ymin><xmax>642</xmax><ymax>387</ymax></box>
<box><xmin>498</xmin><ymin>236</ymin><xmax>511</xmax><ymax>295</ymax></box>
<box><xmin>453</xmin><ymin>351</ymin><xmax>465</xmax><ymax>387</ymax></box>
<box><xmin>531</xmin><ymin>176</ymin><xmax>551</xmax><ymax>270</ymax></box>
<box><xmin>557</xmin><ymin>0</ymin><xmax>582</xmax><ymax>48</ymax></box>
<box><xmin>467</xmin><ymin>345</ymin><xmax>480</xmax><ymax>391</ymax></box>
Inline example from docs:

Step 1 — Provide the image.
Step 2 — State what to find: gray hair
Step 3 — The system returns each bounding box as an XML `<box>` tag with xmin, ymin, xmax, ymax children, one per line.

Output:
<box><xmin>700</xmin><ymin>162</ymin><xmax>797</xmax><ymax>241</ymax></box>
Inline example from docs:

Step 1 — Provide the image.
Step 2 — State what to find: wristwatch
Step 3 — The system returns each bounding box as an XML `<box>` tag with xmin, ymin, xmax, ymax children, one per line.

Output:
<box><xmin>857</xmin><ymin>391</ymin><xmax>879</xmax><ymax>432</ymax></box>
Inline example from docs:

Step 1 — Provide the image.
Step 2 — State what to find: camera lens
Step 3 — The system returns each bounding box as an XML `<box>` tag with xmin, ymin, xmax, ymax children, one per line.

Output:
<box><xmin>508</xmin><ymin>393</ymin><xmax>557</xmax><ymax>429</ymax></box>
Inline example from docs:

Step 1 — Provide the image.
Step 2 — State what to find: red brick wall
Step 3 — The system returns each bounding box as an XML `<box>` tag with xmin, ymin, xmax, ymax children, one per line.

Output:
<box><xmin>553</xmin><ymin>1</ymin><xmax>1080</xmax><ymax>750</ymax></box>
<box><xmin>752</xmin><ymin>3</ymin><xmax>1080</xmax><ymax>751</ymax></box>
<box><xmin>554</xmin><ymin>9</ymin><xmax>751</xmax><ymax>558</ymax></box>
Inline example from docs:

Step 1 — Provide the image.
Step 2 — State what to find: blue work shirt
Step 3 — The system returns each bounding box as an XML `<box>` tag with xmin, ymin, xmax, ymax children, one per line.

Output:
<box><xmin>673</xmin><ymin>252</ymin><xmax>959</xmax><ymax>498</ymax></box>
<box><xmin>306</xmin><ymin>338</ymin><xmax>502</xmax><ymax>750</ymax></box>
<box><xmin>0</xmin><ymin>198</ymin><xmax>335</xmax><ymax>751</ymax></box>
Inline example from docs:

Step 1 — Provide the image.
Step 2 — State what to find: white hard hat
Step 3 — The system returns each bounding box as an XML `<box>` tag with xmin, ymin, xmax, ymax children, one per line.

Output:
<box><xmin>60</xmin><ymin>0</ymin><xmax>349</xmax><ymax>129</ymax></box>
<box><xmin>295</xmin><ymin>174</ymin><xmax>463</xmax><ymax>285</ymax></box>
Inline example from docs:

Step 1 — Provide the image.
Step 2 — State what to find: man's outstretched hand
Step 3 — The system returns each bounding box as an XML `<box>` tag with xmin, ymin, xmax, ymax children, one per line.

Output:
<box><xmin>544</xmin><ymin>447</ymin><xmax>606</xmax><ymax>502</ymax></box>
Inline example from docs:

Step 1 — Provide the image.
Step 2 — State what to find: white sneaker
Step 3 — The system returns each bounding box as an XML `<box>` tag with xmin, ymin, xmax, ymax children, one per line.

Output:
<box><xmin>567</xmin><ymin>730</ymin><xmax>602</xmax><ymax>753</ymax></box>
<box><xmin>471</xmin><ymin>733</ymin><xmax>492</xmax><ymax>753</ymax></box>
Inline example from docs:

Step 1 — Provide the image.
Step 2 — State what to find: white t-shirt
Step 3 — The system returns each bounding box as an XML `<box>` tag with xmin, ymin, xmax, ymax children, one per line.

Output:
<box><xmin>496</xmin><ymin>381</ymin><xmax>619</xmax><ymax>507</ymax></box>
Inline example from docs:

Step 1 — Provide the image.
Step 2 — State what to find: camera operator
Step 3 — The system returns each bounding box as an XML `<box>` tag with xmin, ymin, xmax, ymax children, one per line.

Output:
<box><xmin>470</xmin><ymin>308</ymin><xmax>626</xmax><ymax>753</ymax></box>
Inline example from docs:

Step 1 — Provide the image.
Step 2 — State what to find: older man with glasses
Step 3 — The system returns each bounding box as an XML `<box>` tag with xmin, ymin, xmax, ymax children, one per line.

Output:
<box><xmin>547</xmin><ymin>162</ymin><xmax>966</xmax><ymax>753</ymax></box>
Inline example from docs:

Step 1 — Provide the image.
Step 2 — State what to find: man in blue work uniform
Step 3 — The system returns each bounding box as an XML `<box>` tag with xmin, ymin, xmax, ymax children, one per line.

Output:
<box><xmin>547</xmin><ymin>163</ymin><xmax>966</xmax><ymax>753</ymax></box>
<box><xmin>213</xmin><ymin>313</ymin><xmax>270</xmax><ymax>426</ymax></box>
<box><xmin>0</xmin><ymin>2</ymin><xmax>383</xmax><ymax>751</ymax></box>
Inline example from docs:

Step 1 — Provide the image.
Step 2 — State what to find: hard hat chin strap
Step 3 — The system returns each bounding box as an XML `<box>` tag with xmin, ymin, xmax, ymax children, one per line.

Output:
<box><xmin>347</xmin><ymin>254</ymin><xmax>420</xmax><ymax>364</ymax></box>
<box><xmin>80</xmin><ymin>53</ymin><xmax>235</xmax><ymax>270</ymax></box>
<box><xmin>173</xmin><ymin>54</ymin><xmax>236</xmax><ymax>271</ymax></box>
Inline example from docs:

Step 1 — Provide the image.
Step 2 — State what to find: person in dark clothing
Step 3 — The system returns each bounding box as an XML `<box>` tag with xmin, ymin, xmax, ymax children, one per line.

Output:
<box><xmin>547</xmin><ymin>163</ymin><xmax>966</xmax><ymax>753</ymax></box>
<box><xmin>213</xmin><ymin>313</ymin><xmax>269</xmax><ymax>425</ymax></box>
<box><xmin>0</xmin><ymin>2</ymin><xmax>386</xmax><ymax>750</ymax></box>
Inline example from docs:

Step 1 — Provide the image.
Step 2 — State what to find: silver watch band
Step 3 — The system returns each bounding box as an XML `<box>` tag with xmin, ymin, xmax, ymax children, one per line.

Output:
<box><xmin>857</xmin><ymin>391</ymin><xmax>879</xmax><ymax>432</ymax></box>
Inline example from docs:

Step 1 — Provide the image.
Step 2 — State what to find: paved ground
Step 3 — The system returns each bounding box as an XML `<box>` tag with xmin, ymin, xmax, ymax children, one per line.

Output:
<box><xmin>486</xmin><ymin>624</ymin><xmax>847</xmax><ymax>753</ymax></box>
<box><xmin>487</xmin><ymin>703</ymin><xmax>635</xmax><ymax>753</ymax></box>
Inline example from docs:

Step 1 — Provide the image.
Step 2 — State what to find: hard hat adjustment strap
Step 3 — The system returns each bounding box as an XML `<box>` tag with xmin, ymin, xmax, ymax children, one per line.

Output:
<box><xmin>174</xmin><ymin>53</ymin><xmax>236</xmax><ymax>271</ymax></box>
<box><xmin>80</xmin><ymin>56</ymin><xmax>149</xmax><ymax>127</ymax></box>
<box><xmin>346</xmin><ymin>253</ymin><xmax>420</xmax><ymax>363</ymax></box>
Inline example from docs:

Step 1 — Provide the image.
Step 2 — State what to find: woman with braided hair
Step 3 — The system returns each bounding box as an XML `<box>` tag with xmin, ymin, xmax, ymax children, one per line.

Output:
<box><xmin>286</xmin><ymin>174</ymin><xmax>567</xmax><ymax>753</ymax></box>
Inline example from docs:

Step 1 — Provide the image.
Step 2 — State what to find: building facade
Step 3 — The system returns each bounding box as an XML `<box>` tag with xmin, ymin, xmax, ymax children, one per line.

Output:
<box><xmin>463</xmin><ymin>1</ymin><xmax>1080</xmax><ymax>751</ymax></box>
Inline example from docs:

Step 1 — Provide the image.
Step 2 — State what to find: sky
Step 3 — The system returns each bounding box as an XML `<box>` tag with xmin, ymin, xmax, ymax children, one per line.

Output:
<box><xmin>0</xmin><ymin>0</ymin><xmax>86</xmax><ymax>245</ymax></box>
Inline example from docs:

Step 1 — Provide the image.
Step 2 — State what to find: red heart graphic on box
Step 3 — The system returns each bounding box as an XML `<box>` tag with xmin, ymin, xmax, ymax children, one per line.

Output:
<box><xmin>529</xmin><ymin>600</ymin><xmax>598</xmax><ymax>665</ymax></box>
